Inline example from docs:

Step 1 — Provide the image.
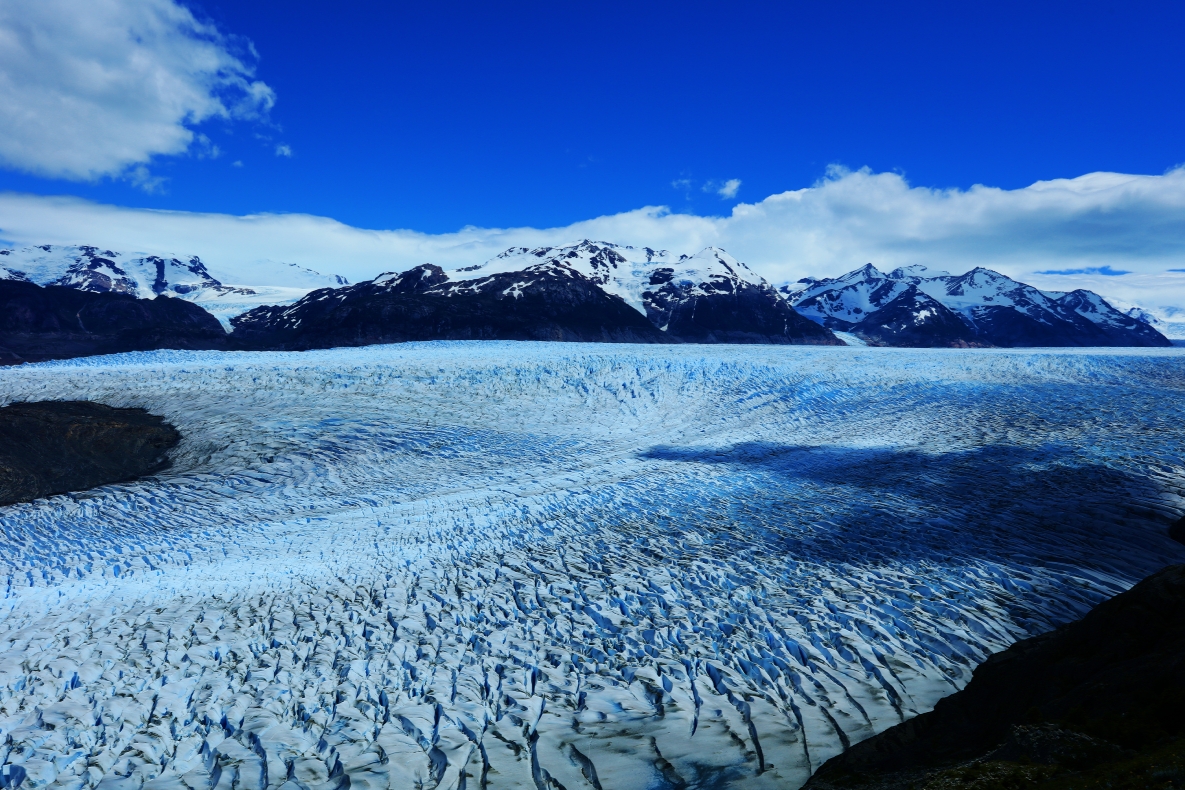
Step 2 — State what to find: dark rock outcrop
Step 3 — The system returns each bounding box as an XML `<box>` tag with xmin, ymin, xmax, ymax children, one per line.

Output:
<box><xmin>0</xmin><ymin>401</ymin><xmax>180</xmax><ymax>506</ymax></box>
<box><xmin>806</xmin><ymin>563</ymin><xmax>1185</xmax><ymax>789</ymax></box>
<box><xmin>0</xmin><ymin>279</ymin><xmax>228</xmax><ymax>364</ymax></box>
<box><xmin>232</xmin><ymin>263</ymin><xmax>671</xmax><ymax>349</ymax></box>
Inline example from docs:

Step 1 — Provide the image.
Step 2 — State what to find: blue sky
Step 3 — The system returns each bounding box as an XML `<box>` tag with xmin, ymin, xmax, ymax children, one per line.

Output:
<box><xmin>1</xmin><ymin>0</ymin><xmax>1183</xmax><ymax>233</ymax></box>
<box><xmin>1</xmin><ymin>0</ymin><xmax>1185</xmax><ymax>312</ymax></box>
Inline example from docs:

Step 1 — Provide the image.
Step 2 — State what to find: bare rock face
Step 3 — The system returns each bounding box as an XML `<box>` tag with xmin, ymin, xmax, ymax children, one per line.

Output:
<box><xmin>0</xmin><ymin>401</ymin><xmax>180</xmax><ymax>505</ymax></box>
<box><xmin>0</xmin><ymin>279</ymin><xmax>228</xmax><ymax>364</ymax></box>
<box><xmin>805</xmin><ymin>563</ymin><xmax>1185</xmax><ymax>789</ymax></box>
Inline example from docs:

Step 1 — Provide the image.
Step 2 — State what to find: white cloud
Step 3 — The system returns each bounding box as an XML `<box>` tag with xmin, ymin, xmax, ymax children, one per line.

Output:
<box><xmin>0</xmin><ymin>0</ymin><xmax>274</xmax><ymax>183</ymax></box>
<box><xmin>2</xmin><ymin>166</ymin><xmax>1185</xmax><ymax>309</ymax></box>
<box><xmin>717</xmin><ymin>179</ymin><xmax>741</xmax><ymax>199</ymax></box>
<box><xmin>275</xmin><ymin>144</ymin><xmax>292</xmax><ymax>158</ymax></box>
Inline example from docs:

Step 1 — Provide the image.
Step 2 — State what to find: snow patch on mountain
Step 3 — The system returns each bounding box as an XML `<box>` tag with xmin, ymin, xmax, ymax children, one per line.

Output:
<box><xmin>0</xmin><ymin>245</ymin><xmax>348</xmax><ymax>328</ymax></box>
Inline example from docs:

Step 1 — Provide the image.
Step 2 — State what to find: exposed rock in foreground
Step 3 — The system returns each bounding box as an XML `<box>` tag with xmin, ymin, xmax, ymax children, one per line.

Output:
<box><xmin>806</xmin><ymin>563</ymin><xmax>1185</xmax><ymax>790</ymax></box>
<box><xmin>0</xmin><ymin>279</ymin><xmax>228</xmax><ymax>364</ymax></box>
<box><xmin>0</xmin><ymin>401</ymin><xmax>180</xmax><ymax>506</ymax></box>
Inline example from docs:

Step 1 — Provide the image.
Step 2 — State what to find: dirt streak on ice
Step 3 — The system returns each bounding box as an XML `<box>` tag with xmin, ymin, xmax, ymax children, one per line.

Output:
<box><xmin>1</xmin><ymin>343</ymin><xmax>1184</xmax><ymax>790</ymax></box>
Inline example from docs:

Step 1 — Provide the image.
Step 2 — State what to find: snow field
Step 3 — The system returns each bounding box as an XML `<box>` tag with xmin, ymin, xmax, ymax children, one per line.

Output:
<box><xmin>2</xmin><ymin>343</ymin><xmax>1184</xmax><ymax>790</ymax></box>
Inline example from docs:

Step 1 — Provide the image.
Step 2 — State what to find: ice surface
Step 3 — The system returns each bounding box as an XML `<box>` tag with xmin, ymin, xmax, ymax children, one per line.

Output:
<box><xmin>2</xmin><ymin>344</ymin><xmax>1184</xmax><ymax>790</ymax></box>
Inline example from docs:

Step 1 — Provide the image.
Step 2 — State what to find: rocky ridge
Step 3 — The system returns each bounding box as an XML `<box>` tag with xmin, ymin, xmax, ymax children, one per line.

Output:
<box><xmin>230</xmin><ymin>261</ymin><xmax>673</xmax><ymax>348</ymax></box>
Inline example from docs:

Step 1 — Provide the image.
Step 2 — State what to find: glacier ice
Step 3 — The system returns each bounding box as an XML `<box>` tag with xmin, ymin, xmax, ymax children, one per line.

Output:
<box><xmin>1</xmin><ymin>343</ymin><xmax>1184</xmax><ymax>790</ymax></box>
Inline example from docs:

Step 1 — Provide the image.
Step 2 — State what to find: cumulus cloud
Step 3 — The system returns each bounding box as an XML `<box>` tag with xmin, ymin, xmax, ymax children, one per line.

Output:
<box><xmin>3</xmin><ymin>166</ymin><xmax>1185</xmax><ymax>309</ymax></box>
<box><xmin>717</xmin><ymin>179</ymin><xmax>741</xmax><ymax>199</ymax></box>
<box><xmin>0</xmin><ymin>0</ymin><xmax>275</xmax><ymax>183</ymax></box>
<box><xmin>275</xmin><ymin>144</ymin><xmax>292</xmax><ymax>158</ymax></box>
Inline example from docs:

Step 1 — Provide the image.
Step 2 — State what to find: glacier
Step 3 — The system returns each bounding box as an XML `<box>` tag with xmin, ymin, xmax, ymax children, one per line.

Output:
<box><xmin>1</xmin><ymin>343</ymin><xmax>1184</xmax><ymax>790</ymax></box>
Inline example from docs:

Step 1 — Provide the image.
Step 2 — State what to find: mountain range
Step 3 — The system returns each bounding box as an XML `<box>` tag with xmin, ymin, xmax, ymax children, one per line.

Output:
<box><xmin>783</xmin><ymin>263</ymin><xmax>1170</xmax><ymax>348</ymax></box>
<box><xmin>0</xmin><ymin>240</ymin><xmax>1173</xmax><ymax>362</ymax></box>
<box><xmin>231</xmin><ymin>242</ymin><xmax>841</xmax><ymax>349</ymax></box>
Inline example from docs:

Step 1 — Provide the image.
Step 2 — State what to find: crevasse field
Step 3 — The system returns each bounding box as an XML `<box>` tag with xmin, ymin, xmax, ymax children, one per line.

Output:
<box><xmin>2</xmin><ymin>343</ymin><xmax>1184</xmax><ymax>790</ymax></box>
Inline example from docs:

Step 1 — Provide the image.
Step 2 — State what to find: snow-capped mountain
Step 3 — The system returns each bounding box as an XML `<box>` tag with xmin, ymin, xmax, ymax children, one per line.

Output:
<box><xmin>849</xmin><ymin>285</ymin><xmax>978</xmax><ymax>347</ymax></box>
<box><xmin>1121</xmin><ymin>305</ymin><xmax>1185</xmax><ymax>342</ymax></box>
<box><xmin>233</xmin><ymin>241</ymin><xmax>841</xmax><ymax>347</ymax></box>
<box><xmin>0</xmin><ymin>245</ymin><xmax>348</xmax><ymax>327</ymax></box>
<box><xmin>231</xmin><ymin>261</ymin><xmax>670</xmax><ymax>348</ymax></box>
<box><xmin>3</xmin><ymin>241</ymin><xmax>1175</xmax><ymax>350</ymax></box>
<box><xmin>448</xmin><ymin>241</ymin><xmax>839</xmax><ymax>344</ymax></box>
<box><xmin>783</xmin><ymin>264</ymin><xmax>1170</xmax><ymax>347</ymax></box>
<box><xmin>455</xmin><ymin>241</ymin><xmax>767</xmax><ymax>315</ymax></box>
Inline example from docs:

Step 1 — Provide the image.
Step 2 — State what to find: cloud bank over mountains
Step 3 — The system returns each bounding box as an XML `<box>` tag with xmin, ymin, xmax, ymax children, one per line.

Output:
<box><xmin>3</xmin><ymin>165</ymin><xmax>1185</xmax><ymax>307</ymax></box>
<box><xmin>0</xmin><ymin>0</ymin><xmax>274</xmax><ymax>183</ymax></box>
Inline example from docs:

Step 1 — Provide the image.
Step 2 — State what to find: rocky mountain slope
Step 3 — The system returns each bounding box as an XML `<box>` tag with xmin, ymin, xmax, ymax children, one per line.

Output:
<box><xmin>806</xmin><ymin>563</ymin><xmax>1185</xmax><ymax>790</ymax></box>
<box><xmin>231</xmin><ymin>261</ymin><xmax>672</xmax><ymax>348</ymax></box>
<box><xmin>235</xmin><ymin>241</ymin><xmax>842</xmax><ymax>347</ymax></box>
<box><xmin>0</xmin><ymin>280</ymin><xmax>229</xmax><ymax>364</ymax></box>
<box><xmin>784</xmin><ymin>263</ymin><xmax>1170</xmax><ymax>347</ymax></box>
